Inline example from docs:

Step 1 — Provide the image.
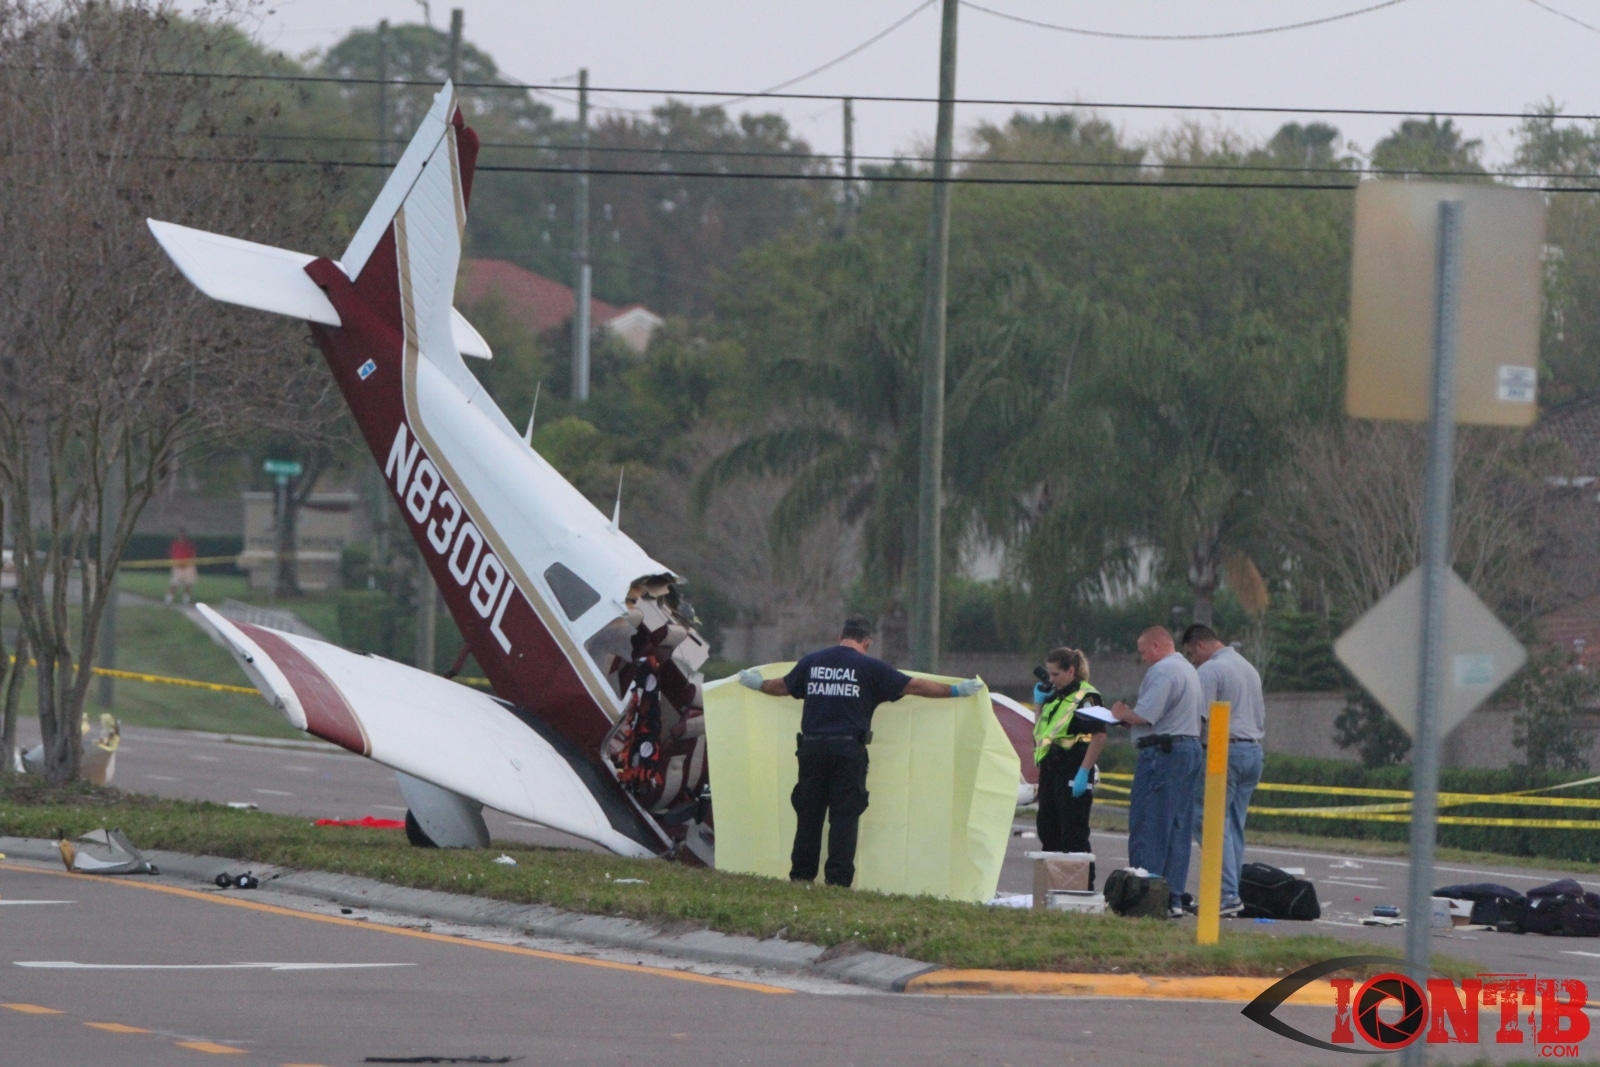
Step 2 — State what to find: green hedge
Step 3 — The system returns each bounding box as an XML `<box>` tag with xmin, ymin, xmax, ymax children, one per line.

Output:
<box><xmin>1096</xmin><ymin>747</ymin><xmax>1600</xmax><ymax>864</ymax></box>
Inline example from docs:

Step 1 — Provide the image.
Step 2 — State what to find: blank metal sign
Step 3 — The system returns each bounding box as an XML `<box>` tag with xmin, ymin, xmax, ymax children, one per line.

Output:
<box><xmin>1346</xmin><ymin>181</ymin><xmax>1545</xmax><ymax>427</ymax></box>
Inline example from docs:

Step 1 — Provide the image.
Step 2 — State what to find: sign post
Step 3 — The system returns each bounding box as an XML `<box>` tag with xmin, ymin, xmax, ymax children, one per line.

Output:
<box><xmin>263</xmin><ymin>460</ymin><xmax>303</xmax><ymax>598</ymax></box>
<box><xmin>1404</xmin><ymin>199</ymin><xmax>1462</xmax><ymax>1028</ymax></box>
<box><xmin>1341</xmin><ymin>181</ymin><xmax>1543</xmax><ymax>1067</ymax></box>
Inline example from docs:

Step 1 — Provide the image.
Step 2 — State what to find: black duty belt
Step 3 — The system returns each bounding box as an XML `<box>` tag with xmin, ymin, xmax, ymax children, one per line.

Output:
<box><xmin>1135</xmin><ymin>734</ymin><xmax>1197</xmax><ymax>751</ymax></box>
<box><xmin>1229</xmin><ymin>737</ymin><xmax>1260</xmax><ymax>744</ymax></box>
<box><xmin>798</xmin><ymin>731</ymin><xmax>872</xmax><ymax>746</ymax></box>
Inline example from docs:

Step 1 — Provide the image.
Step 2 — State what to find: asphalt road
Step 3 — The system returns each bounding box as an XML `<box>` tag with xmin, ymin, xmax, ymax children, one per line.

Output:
<box><xmin>26</xmin><ymin>721</ymin><xmax>1600</xmax><ymax>973</ymax></box>
<box><xmin>12</xmin><ymin>722</ymin><xmax>1600</xmax><ymax>1062</ymax></box>
<box><xmin>0</xmin><ymin>860</ymin><xmax>1477</xmax><ymax>1067</ymax></box>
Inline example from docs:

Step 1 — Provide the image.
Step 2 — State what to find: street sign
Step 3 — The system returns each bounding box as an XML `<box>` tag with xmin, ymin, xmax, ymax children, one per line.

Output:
<box><xmin>1346</xmin><ymin>181</ymin><xmax>1546</xmax><ymax>427</ymax></box>
<box><xmin>1334</xmin><ymin>566</ymin><xmax>1526</xmax><ymax>737</ymax></box>
<box><xmin>262</xmin><ymin>459</ymin><xmax>303</xmax><ymax>478</ymax></box>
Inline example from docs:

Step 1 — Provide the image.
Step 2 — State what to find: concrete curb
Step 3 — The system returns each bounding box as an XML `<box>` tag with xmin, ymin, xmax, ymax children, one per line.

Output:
<box><xmin>0</xmin><ymin>836</ymin><xmax>938</xmax><ymax>993</ymax></box>
<box><xmin>903</xmin><ymin>969</ymin><xmax>1338</xmax><ymax>1004</ymax></box>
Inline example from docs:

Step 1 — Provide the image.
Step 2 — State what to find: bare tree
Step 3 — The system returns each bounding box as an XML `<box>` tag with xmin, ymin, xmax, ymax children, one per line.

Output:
<box><xmin>1269</xmin><ymin>421</ymin><xmax>1588</xmax><ymax>623</ymax></box>
<box><xmin>0</xmin><ymin>1</ymin><xmax>341</xmax><ymax>781</ymax></box>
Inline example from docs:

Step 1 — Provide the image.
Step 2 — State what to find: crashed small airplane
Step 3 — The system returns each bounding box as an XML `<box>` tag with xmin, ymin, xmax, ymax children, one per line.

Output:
<box><xmin>150</xmin><ymin>85</ymin><xmax>1040</xmax><ymax>865</ymax></box>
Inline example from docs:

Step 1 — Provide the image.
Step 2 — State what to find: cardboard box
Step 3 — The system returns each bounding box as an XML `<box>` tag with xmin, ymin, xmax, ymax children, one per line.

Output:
<box><xmin>1028</xmin><ymin>851</ymin><xmax>1095</xmax><ymax>907</ymax></box>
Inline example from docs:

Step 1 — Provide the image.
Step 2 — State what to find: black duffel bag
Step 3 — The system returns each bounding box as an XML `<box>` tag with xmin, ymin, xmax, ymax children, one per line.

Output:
<box><xmin>1505</xmin><ymin>878</ymin><xmax>1600</xmax><ymax>937</ymax></box>
<box><xmin>1103</xmin><ymin>868</ymin><xmax>1171</xmax><ymax>919</ymax></box>
<box><xmin>1239</xmin><ymin>862</ymin><xmax>1321</xmax><ymax>921</ymax></box>
<box><xmin>1434</xmin><ymin>883</ymin><xmax>1526</xmax><ymax>927</ymax></box>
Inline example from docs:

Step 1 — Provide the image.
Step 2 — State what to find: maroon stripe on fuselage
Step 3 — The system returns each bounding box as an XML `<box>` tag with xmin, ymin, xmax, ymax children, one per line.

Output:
<box><xmin>297</xmin><ymin>133</ymin><xmax>616</xmax><ymax>757</ymax></box>
<box><xmin>239</xmin><ymin>623</ymin><xmax>369</xmax><ymax>756</ymax></box>
<box><xmin>992</xmin><ymin>700</ymin><xmax>1039</xmax><ymax>785</ymax></box>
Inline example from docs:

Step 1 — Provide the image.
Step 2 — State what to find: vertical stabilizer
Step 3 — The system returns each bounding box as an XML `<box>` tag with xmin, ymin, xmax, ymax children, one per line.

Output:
<box><xmin>342</xmin><ymin>83</ymin><xmax>458</xmax><ymax>281</ymax></box>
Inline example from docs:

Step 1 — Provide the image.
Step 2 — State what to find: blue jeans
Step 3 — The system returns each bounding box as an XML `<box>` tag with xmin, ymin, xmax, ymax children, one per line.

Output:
<box><xmin>1127</xmin><ymin>737</ymin><xmax>1203</xmax><ymax>908</ymax></box>
<box><xmin>1191</xmin><ymin>740</ymin><xmax>1265</xmax><ymax>905</ymax></box>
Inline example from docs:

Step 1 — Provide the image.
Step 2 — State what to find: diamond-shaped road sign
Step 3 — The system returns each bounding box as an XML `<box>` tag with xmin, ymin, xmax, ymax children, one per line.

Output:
<box><xmin>1334</xmin><ymin>566</ymin><xmax>1526</xmax><ymax>738</ymax></box>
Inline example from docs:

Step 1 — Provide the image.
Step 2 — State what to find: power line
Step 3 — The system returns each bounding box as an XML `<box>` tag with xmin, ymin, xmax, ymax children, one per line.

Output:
<box><xmin>712</xmin><ymin>0</ymin><xmax>936</xmax><ymax>104</ymax></box>
<box><xmin>1525</xmin><ymin>0</ymin><xmax>1600</xmax><ymax>34</ymax></box>
<box><xmin>15</xmin><ymin>64</ymin><xmax>1600</xmax><ymax>123</ymax></box>
<box><xmin>146</xmin><ymin>153</ymin><xmax>1600</xmax><ymax>193</ymax></box>
<box><xmin>211</xmin><ymin>131</ymin><xmax>1586</xmax><ymax>184</ymax></box>
<box><xmin>961</xmin><ymin>0</ymin><xmax>1412</xmax><ymax>41</ymax></box>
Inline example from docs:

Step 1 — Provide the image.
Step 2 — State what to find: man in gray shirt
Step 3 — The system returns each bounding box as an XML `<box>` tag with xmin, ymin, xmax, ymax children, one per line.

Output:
<box><xmin>1111</xmin><ymin>625</ymin><xmax>1204</xmax><ymax>915</ymax></box>
<box><xmin>1183</xmin><ymin>624</ymin><xmax>1265</xmax><ymax>914</ymax></box>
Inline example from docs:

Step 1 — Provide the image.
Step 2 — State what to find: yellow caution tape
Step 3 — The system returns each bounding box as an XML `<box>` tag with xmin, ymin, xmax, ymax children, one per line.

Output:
<box><xmin>119</xmin><ymin>556</ymin><xmax>242</xmax><ymax>570</ymax></box>
<box><xmin>88</xmin><ymin>666</ymin><xmax>258</xmax><ymax>695</ymax></box>
<box><xmin>1094</xmin><ymin>768</ymin><xmax>1600</xmax><ymax>829</ymax></box>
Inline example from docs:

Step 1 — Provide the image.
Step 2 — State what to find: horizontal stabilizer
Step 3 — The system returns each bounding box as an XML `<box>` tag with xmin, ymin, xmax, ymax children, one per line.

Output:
<box><xmin>452</xmin><ymin>307</ymin><xmax>491</xmax><ymax>359</ymax></box>
<box><xmin>147</xmin><ymin>219</ymin><xmax>339</xmax><ymax>325</ymax></box>
<box><xmin>150</xmin><ymin>217</ymin><xmax>489</xmax><ymax>355</ymax></box>
<box><xmin>196</xmin><ymin>604</ymin><xmax>659</xmax><ymax>858</ymax></box>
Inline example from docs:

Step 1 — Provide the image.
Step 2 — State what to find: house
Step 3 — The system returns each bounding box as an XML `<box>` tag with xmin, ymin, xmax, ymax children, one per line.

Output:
<box><xmin>456</xmin><ymin>258</ymin><xmax>663</xmax><ymax>354</ymax></box>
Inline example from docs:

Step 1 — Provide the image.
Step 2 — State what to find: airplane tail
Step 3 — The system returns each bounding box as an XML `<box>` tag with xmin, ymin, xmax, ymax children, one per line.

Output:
<box><xmin>147</xmin><ymin>83</ymin><xmax>490</xmax><ymax>359</ymax></box>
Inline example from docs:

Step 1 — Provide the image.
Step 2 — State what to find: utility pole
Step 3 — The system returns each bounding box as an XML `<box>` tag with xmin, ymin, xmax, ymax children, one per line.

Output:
<box><xmin>447</xmin><ymin>8</ymin><xmax>463</xmax><ymax>84</ymax></box>
<box><xmin>910</xmin><ymin>0</ymin><xmax>958</xmax><ymax>673</ymax></box>
<box><xmin>376</xmin><ymin>19</ymin><xmax>391</xmax><ymax>164</ymax></box>
<box><xmin>572</xmin><ymin>69</ymin><xmax>592</xmax><ymax>403</ymax></box>
<box><xmin>841</xmin><ymin>97</ymin><xmax>855</xmax><ymax>235</ymax></box>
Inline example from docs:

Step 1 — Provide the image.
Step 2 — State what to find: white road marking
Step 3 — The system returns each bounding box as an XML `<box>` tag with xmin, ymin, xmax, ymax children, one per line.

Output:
<box><xmin>190</xmin><ymin>755</ymin><xmax>219</xmax><ymax>762</ymax></box>
<box><xmin>284</xmin><ymin>766</ymin><xmax>313</xmax><ymax>772</ymax></box>
<box><xmin>15</xmin><ymin>961</ymin><xmax>415</xmax><ymax>971</ymax></box>
<box><xmin>373</xmin><ymin>805</ymin><xmax>407</xmax><ymax>813</ymax></box>
<box><xmin>1563</xmin><ymin>951</ymin><xmax>1600</xmax><ymax>960</ymax></box>
<box><xmin>144</xmin><ymin>775</ymin><xmax>181</xmax><ymax>782</ymax></box>
<box><xmin>0</xmin><ymin>901</ymin><xmax>74</xmax><ymax>906</ymax></box>
<box><xmin>252</xmin><ymin>789</ymin><xmax>294</xmax><ymax>797</ymax></box>
<box><xmin>1323</xmin><ymin>880</ymin><xmax>1387</xmax><ymax>888</ymax></box>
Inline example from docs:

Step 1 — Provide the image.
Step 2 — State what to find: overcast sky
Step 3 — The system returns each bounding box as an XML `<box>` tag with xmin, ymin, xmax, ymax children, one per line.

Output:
<box><xmin>192</xmin><ymin>0</ymin><xmax>1600</xmax><ymax>166</ymax></box>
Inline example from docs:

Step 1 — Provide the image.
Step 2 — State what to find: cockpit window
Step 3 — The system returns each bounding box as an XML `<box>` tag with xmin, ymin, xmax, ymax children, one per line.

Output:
<box><xmin>544</xmin><ymin>562</ymin><xmax>601</xmax><ymax>621</ymax></box>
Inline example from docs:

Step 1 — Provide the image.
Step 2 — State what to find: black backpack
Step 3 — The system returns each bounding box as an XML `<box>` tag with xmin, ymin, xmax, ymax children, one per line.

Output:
<box><xmin>1434</xmin><ymin>883</ymin><xmax>1526</xmax><ymax>927</ymax></box>
<box><xmin>1102</xmin><ymin>868</ymin><xmax>1171</xmax><ymax>919</ymax></box>
<box><xmin>1505</xmin><ymin>879</ymin><xmax>1600</xmax><ymax>937</ymax></box>
<box><xmin>1239</xmin><ymin>862</ymin><xmax>1321</xmax><ymax>921</ymax></box>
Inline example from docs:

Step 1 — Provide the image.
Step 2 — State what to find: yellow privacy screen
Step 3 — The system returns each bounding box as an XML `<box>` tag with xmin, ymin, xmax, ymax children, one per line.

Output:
<box><xmin>703</xmin><ymin>666</ymin><xmax>1019</xmax><ymax>903</ymax></box>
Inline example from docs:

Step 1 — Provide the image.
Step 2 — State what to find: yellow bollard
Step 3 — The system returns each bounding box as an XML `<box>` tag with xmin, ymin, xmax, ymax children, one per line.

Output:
<box><xmin>1196</xmin><ymin>701</ymin><xmax>1231</xmax><ymax>946</ymax></box>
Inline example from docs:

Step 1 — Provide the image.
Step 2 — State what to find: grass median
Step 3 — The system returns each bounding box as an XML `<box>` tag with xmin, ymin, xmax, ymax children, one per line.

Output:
<box><xmin>0</xmin><ymin>779</ymin><xmax>1465</xmax><ymax>979</ymax></box>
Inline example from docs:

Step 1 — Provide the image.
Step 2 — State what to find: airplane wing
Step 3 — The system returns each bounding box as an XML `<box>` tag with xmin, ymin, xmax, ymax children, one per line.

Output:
<box><xmin>196</xmin><ymin>604</ymin><xmax>660</xmax><ymax>858</ymax></box>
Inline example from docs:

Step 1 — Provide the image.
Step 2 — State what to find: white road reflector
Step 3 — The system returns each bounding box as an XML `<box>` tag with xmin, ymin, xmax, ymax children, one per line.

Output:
<box><xmin>14</xmin><ymin>961</ymin><xmax>416</xmax><ymax>971</ymax></box>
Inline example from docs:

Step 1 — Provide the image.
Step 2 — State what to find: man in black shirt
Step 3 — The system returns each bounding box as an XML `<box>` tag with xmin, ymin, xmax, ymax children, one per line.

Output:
<box><xmin>739</xmin><ymin>615</ymin><xmax>983</xmax><ymax>886</ymax></box>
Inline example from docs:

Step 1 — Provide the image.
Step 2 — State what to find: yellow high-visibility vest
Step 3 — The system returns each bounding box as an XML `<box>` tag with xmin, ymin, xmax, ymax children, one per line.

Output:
<box><xmin>1033</xmin><ymin>681</ymin><xmax>1101</xmax><ymax>765</ymax></box>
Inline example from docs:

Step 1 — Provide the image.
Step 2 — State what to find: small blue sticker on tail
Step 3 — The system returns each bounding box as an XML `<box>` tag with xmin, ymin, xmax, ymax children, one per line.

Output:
<box><xmin>358</xmin><ymin>359</ymin><xmax>377</xmax><ymax>380</ymax></box>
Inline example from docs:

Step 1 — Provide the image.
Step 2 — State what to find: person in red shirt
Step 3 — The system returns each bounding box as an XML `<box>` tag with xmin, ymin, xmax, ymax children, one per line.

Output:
<box><xmin>166</xmin><ymin>528</ymin><xmax>198</xmax><ymax>605</ymax></box>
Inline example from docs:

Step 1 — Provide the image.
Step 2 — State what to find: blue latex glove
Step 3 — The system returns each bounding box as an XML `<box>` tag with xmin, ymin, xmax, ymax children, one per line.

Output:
<box><xmin>1071</xmin><ymin>767</ymin><xmax>1090</xmax><ymax>798</ymax></box>
<box><xmin>951</xmin><ymin>677</ymin><xmax>983</xmax><ymax>698</ymax></box>
<box><xmin>737</xmin><ymin>668</ymin><xmax>764</xmax><ymax>691</ymax></box>
<box><xmin>1032</xmin><ymin>682</ymin><xmax>1053</xmax><ymax>705</ymax></box>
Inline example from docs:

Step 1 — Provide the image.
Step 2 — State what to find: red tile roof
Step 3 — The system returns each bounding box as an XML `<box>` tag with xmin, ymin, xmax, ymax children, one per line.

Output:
<box><xmin>456</xmin><ymin>258</ymin><xmax>633</xmax><ymax>336</ymax></box>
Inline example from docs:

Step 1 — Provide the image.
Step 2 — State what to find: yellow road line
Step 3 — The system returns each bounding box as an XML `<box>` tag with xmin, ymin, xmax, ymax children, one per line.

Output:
<box><xmin>85</xmin><ymin>1021</ymin><xmax>151</xmax><ymax>1033</ymax></box>
<box><xmin>176</xmin><ymin>1040</ymin><xmax>246</xmax><ymax>1054</ymax></box>
<box><xmin>903</xmin><ymin>970</ymin><xmax>1340</xmax><ymax>1004</ymax></box>
<box><xmin>0</xmin><ymin>862</ymin><xmax>793</xmax><ymax>995</ymax></box>
<box><xmin>2</xmin><ymin>1002</ymin><xmax>63</xmax><ymax>1014</ymax></box>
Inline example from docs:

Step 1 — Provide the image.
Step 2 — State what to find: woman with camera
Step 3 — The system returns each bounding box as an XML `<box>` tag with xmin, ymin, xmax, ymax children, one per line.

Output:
<box><xmin>1032</xmin><ymin>647</ymin><xmax>1109</xmax><ymax>865</ymax></box>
